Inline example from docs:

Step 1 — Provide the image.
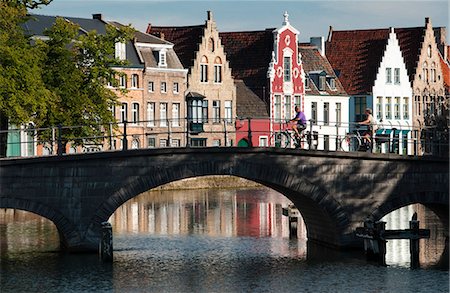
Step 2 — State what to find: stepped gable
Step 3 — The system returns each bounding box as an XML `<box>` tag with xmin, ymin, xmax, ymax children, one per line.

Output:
<box><xmin>235</xmin><ymin>80</ymin><xmax>269</xmax><ymax>118</ymax></box>
<box><xmin>394</xmin><ymin>27</ymin><xmax>425</xmax><ymax>83</ymax></box>
<box><xmin>219</xmin><ymin>29</ymin><xmax>274</xmax><ymax>98</ymax></box>
<box><xmin>299</xmin><ymin>44</ymin><xmax>347</xmax><ymax>96</ymax></box>
<box><xmin>147</xmin><ymin>25</ymin><xmax>204</xmax><ymax>69</ymax></box>
<box><xmin>326</xmin><ymin>28</ymin><xmax>390</xmax><ymax>95</ymax></box>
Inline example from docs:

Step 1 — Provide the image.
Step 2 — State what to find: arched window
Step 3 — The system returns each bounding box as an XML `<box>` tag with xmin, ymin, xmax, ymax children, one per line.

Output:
<box><xmin>431</xmin><ymin>62</ymin><xmax>436</xmax><ymax>82</ymax></box>
<box><xmin>427</xmin><ymin>45</ymin><xmax>432</xmax><ymax>58</ymax></box>
<box><xmin>200</xmin><ymin>56</ymin><xmax>208</xmax><ymax>82</ymax></box>
<box><xmin>423</xmin><ymin>62</ymin><xmax>428</xmax><ymax>82</ymax></box>
<box><xmin>120</xmin><ymin>102</ymin><xmax>128</xmax><ymax>122</ymax></box>
<box><xmin>131</xmin><ymin>74</ymin><xmax>139</xmax><ymax>88</ymax></box>
<box><xmin>131</xmin><ymin>138</ymin><xmax>140</xmax><ymax>149</ymax></box>
<box><xmin>214</xmin><ymin>56</ymin><xmax>222</xmax><ymax>83</ymax></box>
<box><xmin>132</xmin><ymin>103</ymin><xmax>139</xmax><ymax>124</ymax></box>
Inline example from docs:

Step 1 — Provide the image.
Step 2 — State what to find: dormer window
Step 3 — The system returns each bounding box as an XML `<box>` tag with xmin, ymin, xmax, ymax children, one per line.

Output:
<box><xmin>327</xmin><ymin>77</ymin><xmax>336</xmax><ymax>90</ymax></box>
<box><xmin>319</xmin><ymin>75</ymin><xmax>326</xmax><ymax>91</ymax></box>
<box><xmin>305</xmin><ymin>76</ymin><xmax>310</xmax><ymax>89</ymax></box>
<box><xmin>158</xmin><ymin>49</ymin><xmax>167</xmax><ymax>67</ymax></box>
<box><xmin>115</xmin><ymin>42</ymin><xmax>126</xmax><ymax>60</ymax></box>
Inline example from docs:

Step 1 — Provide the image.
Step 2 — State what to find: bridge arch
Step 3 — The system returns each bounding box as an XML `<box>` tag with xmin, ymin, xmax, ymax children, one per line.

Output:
<box><xmin>87</xmin><ymin>160</ymin><xmax>351</xmax><ymax>247</ymax></box>
<box><xmin>370</xmin><ymin>191</ymin><xmax>449</xmax><ymax>229</ymax></box>
<box><xmin>0</xmin><ymin>197</ymin><xmax>80</xmax><ymax>248</ymax></box>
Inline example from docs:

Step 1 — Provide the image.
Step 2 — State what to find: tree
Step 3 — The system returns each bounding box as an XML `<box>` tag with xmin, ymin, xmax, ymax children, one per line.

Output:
<box><xmin>0</xmin><ymin>2</ymin><xmax>52</xmax><ymax>157</ymax></box>
<box><xmin>37</xmin><ymin>17</ymin><xmax>134</xmax><ymax>153</ymax></box>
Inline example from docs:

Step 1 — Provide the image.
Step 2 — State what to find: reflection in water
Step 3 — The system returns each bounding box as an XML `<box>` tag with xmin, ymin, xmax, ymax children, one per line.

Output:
<box><xmin>381</xmin><ymin>204</ymin><xmax>447</xmax><ymax>268</ymax></box>
<box><xmin>0</xmin><ymin>187</ymin><xmax>448</xmax><ymax>293</ymax></box>
<box><xmin>109</xmin><ymin>188</ymin><xmax>307</xmax><ymax>239</ymax></box>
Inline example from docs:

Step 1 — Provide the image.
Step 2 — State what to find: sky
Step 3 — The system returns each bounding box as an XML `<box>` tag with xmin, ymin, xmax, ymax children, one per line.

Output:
<box><xmin>33</xmin><ymin>0</ymin><xmax>449</xmax><ymax>42</ymax></box>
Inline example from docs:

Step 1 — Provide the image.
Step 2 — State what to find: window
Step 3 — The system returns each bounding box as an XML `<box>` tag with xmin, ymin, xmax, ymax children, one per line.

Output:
<box><xmin>319</xmin><ymin>76</ymin><xmax>326</xmax><ymax>90</ymax></box>
<box><xmin>385</xmin><ymin>97</ymin><xmax>392</xmax><ymax>119</ymax></box>
<box><xmin>158</xmin><ymin>50</ymin><xmax>167</xmax><ymax>67</ymax></box>
<box><xmin>403</xmin><ymin>97</ymin><xmax>409</xmax><ymax>119</ymax></box>
<box><xmin>159</xmin><ymin>139</ymin><xmax>168</xmax><ymax>147</ymax></box>
<box><xmin>147</xmin><ymin>102</ymin><xmax>155</xmax><ymax>126</ymax></box>
<box><xmin>147</xmin><ymin>137</ymin><xmax>156</xmax><ymax>148</ymax></box>
<box><xmin>327</xmin><ymin>78</ymin><xmax>336</xmax><ymax>90</ymax></box>
<box><xmin>354</xmin><ymin>97</ymin><xmax>366</xmax><ymax>122</ymax></box>
<box><xmin>173</xmin><ymin>82</ymin><xmax>179</xmax><ymax>94</ymax></box>
<box><xmin>120</xmin><ymin>103</ymin><xmax>128</xmax><ymax>122</ymax></box>
<box><xmin>115</xmin><ymin>42</ymin><xmax>126</xmax><ymax>60</ymax></box>
<box><xmin>202</xmin><ymin>100</ymin><xmax>208</xmax><ymax>123</ymax></box>
<box><xmin>160</xmin><ymin>103</ymin><xmax>167</xmax><ymax>127</ymax></box>
<box><xmin>200</xmin><ymin>56</ymin><xmax>208</xmax><ymax>82</ymax></box>
<box><xmin>394</xmin><ymin>68</ymin><xmax>400</xmax><ymax>84</ymax></box>
<box><xmin>225</xmin><ymin>101</ymin><xmax>232</xmax><ymax>123</ymax></box>
<box><xmin>119</xmin><ymin>74</ymin><xmax>127</xmax><ymax>88</ymax></box>
<box><xmin>188</xmin><ymin>100</ymin><xmax>202</xmax><ymax>123</ymax></box>
<box><xmin>283</xmin><ymin>56</ymin><xmax>291</xmax><ymax>82</ymax></box>
<box><xmin>131</xmin><ymin>138</ymin><xmax>140</xmax><ymax>149</ymax></box>
<box><xmin>394</xmin><ymin>97</ymin><xmax>400</xmax><ymax>119</ymax></box>
<box><xmin>132</xmin><ymin>103</ymin><xmax>139</xmax><ymax>124</ymax></box>
<box><xmin>376</xmin><ymin>97</ymin><xmax>383</xmax><ymax>120</ymax></box>
<box><xmin>131</xmin><ymin>74</ymin><xmax>139</xmax><ymax>88</ymax></box>
<box><xmin>259</xmin><ymin>136</ymin><xmax>268</xmax><ymax>147</ymax></box>
<box><xmin>311</xmin><ymin>102</ymin><xmax>317</xmax><ymax>125</ymax></box>
<box><xmin>161</xmin><ymin>82</ymin><xmax>167</xmax><ymax>93</ymax></box>
<box><xmin>284</xmin><ymin>95</ymin><xmax>291</xmax><ymax>120</ymax></box>
<box><xmin>274</xmin><ymin>95</ymin><xmax>281</xmax><ymax>122</ymax></box>
<box><xmin>336</xmin><ymin>102</ymin><xmax>341</xmax><ymax>126</ymax></box>
<box><xmin>148</xmin><ymin>81</ymin><xmax>154</xmax><ymax>92</ymax></box>
<box><xmin>190</xmin><ymin>138</ymin><xmax>207</xmax><ymax>147</ymax></box>
<box><xmin>294</xmin><ymin>95</ymin><xmax>301</xmax><ymax>108</ymax></box>
<box><xmin>171</xmin><ymin>139</ymin><xmax>180</xmax><ymax>147</ymax></box>
<box><xmin>213</xmin><ymin>139</ymin><xmax>221</xmax><ymax>146</ymax></box>
<box><xmin>172</xmin><ymin>103</ymin><xmax>180</xmax><ymax>127</ymax></box>
<box><xmin>214</xmin><ymin>57</ymin><xmax>222</xmax><ymax>83</ymax></box>
<box><xmin>323</xmin><ymin>102</ymin><xmax>329</xmax><ymax>125</ymax></box>
<box><xmin>427</xmin><ymin>45</ymin><xmax>432</xmax><ymax>58</ymax></box>
<box><xmin>431</xmin><ymin>62</ymin><xmax>436</xmax><ymax>82</ymax></box>
<box><xmin>212</xmin><ymin>100</ymin><xmax>221</xmax><ymax>123</ymax></box>
<box><xmin>305</xmin><ymin>76</ymin><xmax>310</xmax><ymax>89</ymax></box>
<box><xmin>209</xmin><ymin>38</ymin><xmax>215</xmax><ymax>52</ymax></box>
<box><xmin>386</xmin><ymin>68</ymin><xmax>392</xmax><ymax>84</ymax></box>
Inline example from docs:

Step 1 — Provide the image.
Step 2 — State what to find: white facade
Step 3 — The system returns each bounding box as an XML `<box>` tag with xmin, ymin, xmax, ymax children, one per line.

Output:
<box><xmin>372</xmin><ymin>29</ymin><xmax>413</xmax><ymax>155</ymax></box>
<box><xmin>304</xmin><ymin>95</ymin><xmax>350</xmax><ymax>151</ymax></box>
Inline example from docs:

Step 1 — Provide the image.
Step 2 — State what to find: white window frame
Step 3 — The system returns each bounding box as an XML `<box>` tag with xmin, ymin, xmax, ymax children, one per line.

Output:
<box><xmin>115</xmin><ymin>42</ymin><xmax>126</xmax><ymax>60</ymax></box>
<box><xmin>173</xmin><ymin>82</ymin><xmax>179</xmax><ymax>94</ymax></box>
<box><xmin>214</xmin><ymin>64</ymin><xmax>222</xmax><ymax>83</ymax></box>
<box><xmin>148</xmin><ymin>81</ymin><xmax>154</xmax><ymax>92</ymax></box>
<box><xmin>172</xmin><ymin>103</ymin><xmax>180</xmax><ymax>127</ymax></box>
<box><xmin>119</xmin><ymin>74</ymin><xmax>127</xmax><ymax>88</ymax></box>
<box><xmin>394</xmin><ymin>68</ymin><xmax>400</xmax><ymax>84</ymax></box>
<box><xmin>212</xmin><ymin>100</ymin><xmax>221</xmax><ymax>123</ymax></box>
<box><xmin>132</xmin><ymin>102</ymin><xmax>139</xmax><ymax>124</ymax></box>
<box><xmin>160</xmin><ymin>102</ymin><xmax>167</xmax><ymax>127</ymax></box>
<box><xmin>147</xmin><ymin>102</ymin><xmax>155</xmax><ymax>127</ymax></box>
<box><xmin>386</xmin><ymin>68</ymin><xmax>392</xmax><ymax>84</ymax></box>
<box><xmin>131</xmin><ymin>74</ymin><xmax>139</xmax><ymax>88</ymax></box>
<box><xmin>225</xmin><ymin>100</ymin><xmax>232</xmax><ymax>123</ymax></box>
<box><xmin>158</xmin><ymin>49</ymin><xmax>167</xmax><ymax>67</ymax></box>
<box><xmin>259</xmin><ymin>136</ymin><xmax>268</xmax><ymax>147</ymax></box>
<box><xmin>274</xmin><ymin>95</ymin><xmax>281</xmax><ymax>123</ymax></box>
<box><xmin>120</xmin><ymin>103</ymin><xmax>128</xmax><ymax>123</ymax></box>
<box><xmin>161</xmin><ymin>81</ymin><xmax>167</xmax><ymax>93</ymax></box>
<box><xmin>283</xmin><ymin>56</ymin><xmax>291</xmax><ymax>82</ymax></box>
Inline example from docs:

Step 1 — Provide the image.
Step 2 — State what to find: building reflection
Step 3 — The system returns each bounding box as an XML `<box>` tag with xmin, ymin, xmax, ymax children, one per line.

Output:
<box><xmin>109</xmin><ymin>188</ymin><xmax>307</xmax><ymax>240</ymax></box>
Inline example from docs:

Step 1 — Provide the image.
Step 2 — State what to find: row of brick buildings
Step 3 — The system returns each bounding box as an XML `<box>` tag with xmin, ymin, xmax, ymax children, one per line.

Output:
<box><xmin>8</xmin><ymin>11</ymin><xmax>449</xmax><ymax>156</ymax></box>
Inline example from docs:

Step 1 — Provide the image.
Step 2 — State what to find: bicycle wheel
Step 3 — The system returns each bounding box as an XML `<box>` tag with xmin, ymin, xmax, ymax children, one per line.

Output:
<box><xmin>340</xmin><ymin>135</ymin><xmax>361</xmax><ymax>152</ymax></box>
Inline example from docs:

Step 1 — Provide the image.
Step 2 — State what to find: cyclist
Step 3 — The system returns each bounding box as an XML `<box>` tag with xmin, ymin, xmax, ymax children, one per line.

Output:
<box><xmin>290</xmin><ymin>106</ymin><xmax>307</xmax><ymax>140</ymax></box>
<box><xmin>358</xmin><ymin>108</ymin><xmax>376</xmax><ymax>147</ymax></box>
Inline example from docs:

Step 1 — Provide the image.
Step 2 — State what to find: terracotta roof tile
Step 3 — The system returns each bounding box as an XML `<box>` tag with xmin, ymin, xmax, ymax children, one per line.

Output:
<box><xmin>235</xmin><ymin>80</ymin><xmax>269</xmax><ymax>118</ymax></box>
<box><xmin>299</xmin><ymin>45</ymin><xmax>347</xmax><ymax>96</ymax></box>
<box><xmin>147</xmin><ymin>25</ymin><xmax>205</xmax><ymax>68</ymax></box>
<box><xmin>219</xmin><ymin>29</ymin><xmax>274</xmax><ymax>99</ymax></box>
<box><xmin>325</xmin><ymin>29</ymin><xmax>390</xmax><ymax>95</ymax></box>
<box><xmin>439</xmin><ymin>53</ymin><xmax>450</xmax><ymax>88</ymax></box>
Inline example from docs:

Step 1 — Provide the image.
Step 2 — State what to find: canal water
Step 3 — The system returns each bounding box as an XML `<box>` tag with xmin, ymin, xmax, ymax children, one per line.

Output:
<box><xmin>0</xmin><ymin>187</ymin><xmax>448</xmax><ymax>292</ymax></box>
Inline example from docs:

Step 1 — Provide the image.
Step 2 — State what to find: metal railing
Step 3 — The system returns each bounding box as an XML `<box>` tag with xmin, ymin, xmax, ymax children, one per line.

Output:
<box><xmin>0</xmin><ymin>117</ymin><xmax>448</xmax><ymax>158</ymax></box>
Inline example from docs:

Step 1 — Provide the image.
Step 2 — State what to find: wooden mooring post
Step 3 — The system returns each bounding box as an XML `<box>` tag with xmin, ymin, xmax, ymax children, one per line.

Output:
<box><xmin>282</xmin><ymin>204</ymin><xmax>300</xmax><ymax>239</ymax></box>
<box><xmin>355</xmin><ymin>213</ymin><xmax>430</xmax><ymax>269</ymax></box>
<box><xmin>99</xmin><ymin>221</ymin><xmax>113</xmax><ymax>262</ymax></box>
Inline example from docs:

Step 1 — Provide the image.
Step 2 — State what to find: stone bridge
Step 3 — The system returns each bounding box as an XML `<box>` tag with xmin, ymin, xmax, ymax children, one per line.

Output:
<box><xmin>0</xmin><ymin>148</ymin><xmax>448</xmax><ymax>252</ymax></box>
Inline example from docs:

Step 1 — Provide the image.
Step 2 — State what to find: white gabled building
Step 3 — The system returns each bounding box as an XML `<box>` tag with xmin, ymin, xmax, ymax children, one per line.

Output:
<box><xmin>372</xmin><ymin>28</ymin><xmax>413</xmax><ymax>155</ymax></box>
<box><xmin>327</xmin><ymin>27</ymin><xmax>414</xmax><ymax>155</ymax></box>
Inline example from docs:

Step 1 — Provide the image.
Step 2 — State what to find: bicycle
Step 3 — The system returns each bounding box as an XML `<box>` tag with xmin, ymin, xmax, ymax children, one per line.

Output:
<box><xmin>270</xmin><ymin>122</ymin><xmax>304</xmax><ymax>149</ymax></box>
<box><xmin>339</xmin><ymin>125</ymin><xmax>372</xmax><ymax>152</ymax></box>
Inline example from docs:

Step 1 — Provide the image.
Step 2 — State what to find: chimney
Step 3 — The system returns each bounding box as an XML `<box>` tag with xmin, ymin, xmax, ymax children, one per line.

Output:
<box><xmin>327</xmin><ymin>26</ymin><xmax>333</xmax><ymax>42</ymax></box>
<box><xmin>207</xmin><ymin>10</ymin><xmax>213</xmax><ymax>21</ymax></box>
<box><xmin>92</xmin><ymin>14</ymin><xmax>103</xmax><ymax>21</ymax></box>
<box><xmin>310</xmin><ymin>37</ymin><xmax>325</xmax><ymax>56</ymax></box>
<box><xmin>425</xmin><ymin>17</ymin><xmax>430</xmax><ymax>25</ymax></box>
<box><xmin>160</xmin><ymin>32</ymin><xmax>165</xmax><ymax>41</ymax></box>
<box><xmin>147</xmin><ymin>23</ymin><xmax>151</xmax><ymax>34</ymax></box>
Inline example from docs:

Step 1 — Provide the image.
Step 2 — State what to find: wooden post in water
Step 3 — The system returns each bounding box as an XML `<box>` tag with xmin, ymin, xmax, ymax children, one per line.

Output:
<box><xmin>99</xmin><ymin>222</ymin><xmax>113</xmax><ymax>262</ymax></box>
<box><xmin>374</xmin><ymin>221</ymin><xmax>387</xmax><ymax>266</ymax></box>
<box><xmin>410</xmin><ymin>212</ymin><xmax>420</xmax><ymax>269</ymax></box>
